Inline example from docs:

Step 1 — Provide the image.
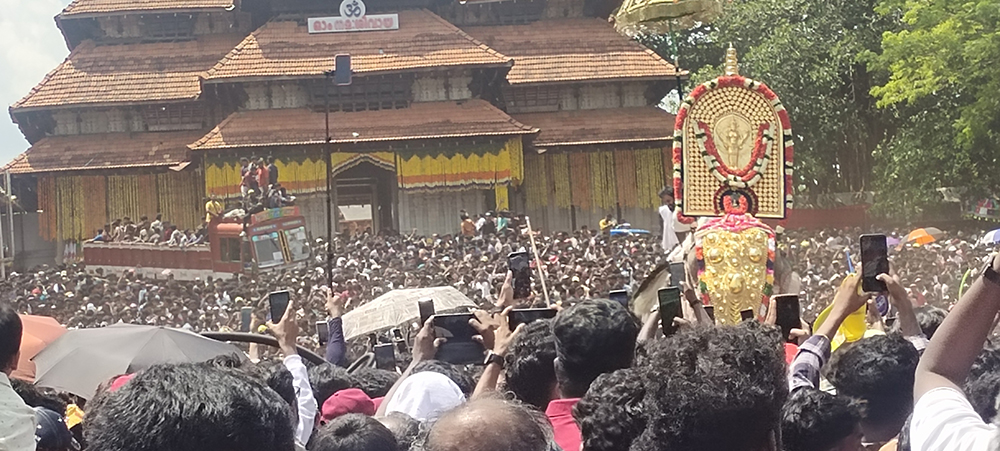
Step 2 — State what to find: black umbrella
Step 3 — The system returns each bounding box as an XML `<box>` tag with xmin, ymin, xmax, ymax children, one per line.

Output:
<box><xmin>33</xmin><ymin>324</ymin><xmax>246</xmax><ymax>399</ymax></box>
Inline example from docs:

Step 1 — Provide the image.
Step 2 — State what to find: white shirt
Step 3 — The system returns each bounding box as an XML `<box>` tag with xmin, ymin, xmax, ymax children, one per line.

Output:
<box><xmin>283</xmin><ymin>354</ymin><xmax>317</xmax><ymax>446</ymax></box>
<box><xmin>659</xmin><ymin>205</ymin><xmax>678</xmax><ymax>253</ymax></box>
<box><xmin>910</xmin><ymin>387</ymin><xmax>996</xmax><ymax>451</ymax></box>
<box><xmin>0</xmin><ymin>373</ymin><xmax>36</xmax><ymax>451</ymax></box>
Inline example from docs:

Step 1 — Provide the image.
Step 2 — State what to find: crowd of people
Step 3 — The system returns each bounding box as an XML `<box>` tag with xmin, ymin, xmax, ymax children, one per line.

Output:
<box><xmin>87</xmin><ymin>213</ymin><xmax>208</xmax><ymax>248</ymax></box>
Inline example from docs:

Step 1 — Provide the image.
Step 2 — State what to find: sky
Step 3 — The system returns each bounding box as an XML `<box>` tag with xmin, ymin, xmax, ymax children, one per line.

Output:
<box><xmin>0</xmin><ymin>0</ymin><xmax>73</xmax><ymax>165</ymax></box>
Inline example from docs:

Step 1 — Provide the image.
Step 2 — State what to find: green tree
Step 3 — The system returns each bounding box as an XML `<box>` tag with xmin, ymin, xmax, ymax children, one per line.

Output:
<box><xmin>638</xmin><ymin>0</ymin><xmax>900</xmax><ymax>204</ymax></box>
<box><xmin>870</xmin><ymin>0</ymin><xmax>1000</xmax><ymax>211</ymax></box>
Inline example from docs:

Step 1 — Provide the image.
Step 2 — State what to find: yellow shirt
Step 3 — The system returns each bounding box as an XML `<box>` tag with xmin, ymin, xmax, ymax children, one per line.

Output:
<box><xmin>205</xmin><ymin>200</ymin><xmax>223</xmax><ymax>222</ymax></box>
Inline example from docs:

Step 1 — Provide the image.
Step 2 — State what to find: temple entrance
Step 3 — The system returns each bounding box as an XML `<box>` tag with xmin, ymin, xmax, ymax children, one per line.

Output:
<box><xmin>334</xmin><ymin>161</ymin><xmax>396</xmax><ymax>234</ymax></box>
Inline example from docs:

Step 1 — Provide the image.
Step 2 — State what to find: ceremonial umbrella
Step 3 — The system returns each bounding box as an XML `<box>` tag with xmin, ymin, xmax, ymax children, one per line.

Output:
<box><xmin>33</xmin><ymin>324</ymin><xmax>246</xmax><ymax>399</ymax></box>
<box><xmin>980</xmin><ymin>229</ymin><xmax>1000</xmax><ymax>245</ymax></box>
<box><xmin>12</xmin><ymin>315</ymin><xmax>66</xmax><ymax>382</ymax></box>
<box><xmin>904</xmin><ymin>227</ymin><xmax>944</xmax><ymax>246</ymax></box>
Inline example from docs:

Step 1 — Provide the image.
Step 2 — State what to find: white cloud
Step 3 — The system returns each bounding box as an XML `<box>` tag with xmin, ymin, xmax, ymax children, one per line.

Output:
<box><xmin>0</xmin><ymin>0</ymin><xmax>72</xmax><ymax>164</ymax></box>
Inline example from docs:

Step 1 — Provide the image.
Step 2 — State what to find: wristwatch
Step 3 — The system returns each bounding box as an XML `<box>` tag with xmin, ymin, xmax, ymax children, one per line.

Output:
<box><xmin>484</xmin><ymin>350</ymin><xmax>504</xmax><ymax>368</ymax></box>
<box><xmin>981</xmin><ymin>254</ymin><xmax>1000</xmax><ymax>287</ymax></box>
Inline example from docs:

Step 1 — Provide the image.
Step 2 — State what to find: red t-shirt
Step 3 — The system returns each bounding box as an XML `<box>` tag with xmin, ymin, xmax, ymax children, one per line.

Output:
<box><xmin>257</xmin><ymin>166</ymin><xmax>270</xmax><ymax>190</ymax></box>
<box><xmin>546</xmin><ymin>398</ymin><xmax>581</xmax><ymax>451</ymax></box>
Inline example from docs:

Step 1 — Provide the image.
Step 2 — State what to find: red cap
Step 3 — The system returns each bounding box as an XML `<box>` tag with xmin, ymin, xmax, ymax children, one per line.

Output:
<box><xmin>321</xmin><ymin>389</ymin><xmax>375</xmax><ymax>423</ymax></box>
<box><xmin>784</xmin><ymin>342</ymin><xmax>799</xmax><ymax>365</ymax></box>
<box><xmin>108</xmin><ymin>374</ymin><xmax>135</xmax><ymax>392</ymax></box>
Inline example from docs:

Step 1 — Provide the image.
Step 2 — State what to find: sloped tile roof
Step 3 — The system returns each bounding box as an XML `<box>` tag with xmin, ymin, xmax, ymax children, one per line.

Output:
<box><xmin>464</xmin><ymin>19</ymin><xmax>678</xmax><ymax>84</ymax></box>
<box><xmin>204</xmin><ymin>9</ymin><xmax>510</xmax><ymax>82</ymax></box>
<box><xmin>60</xmin><ymin>0</ymin><xmax>235</xmax><ymax>17</ymax></box>
<box><xmin>189</xmin><ymin>100</ymin><xmax>536</xmax><ymax>149</ymax></box>
<box><xmin>5</xmin><ymin>131</ymin><xmax>202</xmax><ymax>174</ymax></box>
<box><xmin>515</xmin><ymin>107</ymin><xmax>674</xmax><ymax>147</ymax></box>
<box><xmin>11</xmin><ymin>34</ymin><xmax>243</xmax><ymax>110</ymax></box>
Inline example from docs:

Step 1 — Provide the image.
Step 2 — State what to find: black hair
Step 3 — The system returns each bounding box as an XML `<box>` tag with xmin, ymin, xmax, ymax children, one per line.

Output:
<box><xmin>502</xmin><ymin>318</ymin><xmax>557</xmax><ymax>410</ymax></box>
<box><xmin>351</xmin><ymin>367</ymin><xmax>400</xmax><ymax>398</ymax></box>
<box><xmin>659</xmin><ymin>186</ymin><xmax>674</xmax><ymax>197</ymax></box>
<box><xmin>913</xmin><ymin>305</ymin><xmax>947</xmax><ymax>339</ymax></box>
<box><xmin>551</xmin><ymin>299</ymin><xmax>638</xmax><ymax>397</ymax></box>
<box><xmin>825</xmin><ymin>333</ymin><xmax>919</xmax><ymax>438</ymax></box>
<box><xmin>573</xmin><ymin>368</ymin><xmax>645</xmax><ymax>451</ymax></box>
<box><xmin>412</xmin><ymin>360</ymin><xmax>475</xmax><ymax>396</ymax></box>
<box><xmin>634</xmin><ymin>322</ymin><xmax>787</xmax><ymax>451</ymax></box>
<box><xmin>965</xmin><ymin>345</ymin><xmax>1000</xmax><ymax>422</ymax></box>
<box><xmin>379</xmin><ymin>413</ymin><xmax>420</xmax><ymax>451</ymax></box>
<box><xmin>309</xmin><ymin>363</ymin><xmax>358</xmax><ymax>407</ymax></box>
<box><xmin>85</xmin><ymin>363</ymin><xmax>295</xmax><ymax>451</ymax></box>
<box><xmin>309</xmin><ymin>413</ymin><xmax>397</xmax><ymax>451</ymax></box>
<box><xmin>781</xmin><ymin>388</ymin><xmax>862</xmax><ymax>451</ymax></box>
<box><xmin>0</xmin><ymin>303</ymin><xmax>22</xmax><ymax>371</ymax></box>
<box><xmin>11</xmin><ymin>378</ymin><xmax>68</xmax><ymax>413</ymax></box>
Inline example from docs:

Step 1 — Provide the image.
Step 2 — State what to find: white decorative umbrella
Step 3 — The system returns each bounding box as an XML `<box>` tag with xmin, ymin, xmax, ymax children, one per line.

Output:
<box><xmin>342</xmin><ymin>287</ymin><xmax>476</xmax><ymax>340</ymax></box>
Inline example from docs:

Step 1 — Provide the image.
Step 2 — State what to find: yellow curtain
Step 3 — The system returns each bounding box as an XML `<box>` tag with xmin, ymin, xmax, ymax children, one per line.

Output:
<box><xmin>37</xmin><ymin>176</ymin><xmax>57</xmax><ymax>241</ymax></box>
<box><xmin>590</xmin><ymin>151</ymin><xmax>617</xmax><ymax>210</ymax></box>
<box><xmin>615</xmin><ymin>149</ymin><xmax>639</xmax><ymax>208</ymax></box>
<box><xmin>157</xmin><ymin>171</ymin><xmax>201</xmax><ymax>230</ymax></box>
<box><xmin>635</xmin><ymin>148</ymin><xmax>666</xmax><ymax>209</ymax></box>
<box><xmin>523</xmin><ymin>153</ymin><xmax>548</xmax><ymax>209</ymax></box>
<box><xmin>81</xmin><ymin>176</ymin><xmax>107</xmax><ymax>238</ymax></box>
<box><xmin>106</xmin><ymin>175</ymin><xmax>157</xmax><ymax>223</ymax></box>
<box><xmin>330</xmin><ymin>152</ymin><xmax>396</xmax><ymax>176</ymax></box>
<box><xmin>396</xmin><ymin>138</ymin><xmax>521</xmax><ymax>191</ymax></box>
<box><xmin>274</xmin><ymin>157</ymin><xmax>327</xmax><ymax>194</ymax></box>
<box><xmin>550</xmin><ymin>153</ymin><xmax>571</xmax><ymax>209</ymax></box>
<box><xmin>205</xmin><ymin>159</ymin><xmax>242</xmax><ymax>198</ymax></box>
<box><xmin>56</xmin><ymin>177</ymin><xmax>85</xmax><ymax>241</ymax></box>
<box><xmin>495</xmin><ymin>185</ymin><xmax>509</xmax><ymax>211</ymax></box>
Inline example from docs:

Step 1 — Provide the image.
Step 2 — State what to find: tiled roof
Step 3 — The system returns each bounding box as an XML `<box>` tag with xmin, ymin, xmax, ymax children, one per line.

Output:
<box><xmin>464</xmin><ymin>19</ymin><xmax>678</xmax><ymax>84</ymax></box>
<box><xmin>11</xmin><ymin>34</ymin><xmax>243</xmax><ymax>110</ymax></box>
<box><xmin>515</xmin><ymin>107</ymin><xmax>674</xmax><ymax>147</ymax></box>
<box><xmin>190</xmin><ymin>100</ymin><xmax>537</xmax><ymax>150</ymax></box>
<box><xmin>204</xmin><ymin>10</ymin><xmax>510</xmax><ymax>82</ymax></box>
<box><xmin>60</xmin><ymin>0</ymin><xmax>235</xmax><ymax>17</ymax></box>
<box><xmin>5</xmin><ymin>131</ymin><xmax>202</xmax><ymax>174</ymax></box>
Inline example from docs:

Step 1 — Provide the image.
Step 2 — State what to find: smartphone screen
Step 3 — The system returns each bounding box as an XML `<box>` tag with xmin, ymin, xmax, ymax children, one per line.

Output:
<box><xmin>703</xmin><ymin>305</ymin><xmax>715</xmax><ymax>323</ymax></box>
<box><xmin>658</xmin><ymin>287</ymin><xmax>682</xmax><ymax>336</ymax></box>
<box><xmin>240</xmin><ymin>306</ymin><xmax>252</xmax><ymax>333</ymax></box>
<box><xmin>740</xmin><ymin>308</ymin><xmax>755</xmax><ymax>322</ymax></box>
<box><xmin>860</xmin><ymin>234</ymin><xmax>889</xmax><ymax>292</ymax></box>
<box><xmin>668</xmin><ymin>262</ymin><xmax>686</xmax><ymax>287</ymax></box>
<box><xmin>509</xmin><ymin>308</ymin><xmax>557</xmax><ymax>331</ymax></box>
<box><xmin>774</xmin><ymin>295</ymin><xmax>801</xmax><ymax>343</ymax></box>
<box><xmin>373</xmin><ymin>343</ymin><xmax>396</xmax><ymax>370</ymax></box>
<box><xmin>417</xmin><ymin>298</ymin><xmax>435</xmax><ymax>326</ymax></box>
<box><xmin>315</xmin><ymin>321</ymin><xmax>330</xmax><ymax>345</ymax></box>
<box><xmin>268</xmin><ymin>290</ymin><xmax>290</xmax><ymax>322</ymax></box>
<box><xmin>391</xmin><ymin>328</ymin><xmax>404</xmax><ymax>342</ymax></box>
<box><xmin>434</xmin><ymin>313</ymin><xmax>485</xmax><ymax>365</ymax></box>
<box><xmin>608</xmin><ymin>290</ymin><xmax>629</xmax><ymax>308</ymax></box>
<box><xmin>508</xmin><ymin>251</ymin><xmax>532</xmax><ymax>299</ymax></box>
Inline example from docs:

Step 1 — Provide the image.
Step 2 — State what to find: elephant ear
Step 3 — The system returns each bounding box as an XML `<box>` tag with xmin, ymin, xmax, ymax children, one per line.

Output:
<box><xmin>631</xmin><ymin>263</ymin><xmax>670</xmax><ymax>318</ymax></box>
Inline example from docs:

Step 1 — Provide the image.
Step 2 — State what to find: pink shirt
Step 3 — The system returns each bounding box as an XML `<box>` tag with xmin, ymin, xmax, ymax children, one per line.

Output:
<box><xmin>546</xmin><ymin>398</ymin><xmax>581</xmax><ymax>451</ymax></box>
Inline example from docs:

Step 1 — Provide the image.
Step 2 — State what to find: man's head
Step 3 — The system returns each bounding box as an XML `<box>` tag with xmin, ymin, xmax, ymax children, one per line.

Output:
<box><xmin>825</xmin><ymin>334</ymin><xmax>919</xmax><ymax>442</ymax></box>
<box><xmin>267</xmin><ymin>156</ymin><xmax>275</xmax><ymax>164</ymax></box>
<box><xmin>421</xmin><ymin>397</ymin><xmax>551</xmax><ymax>451</ymax></box>
<box><xmin>573</xmin><ymin>368</ymin><xmax>645</xmax><ymax>451</ymax></box>
<box><xmin>659</xmin><ymin>186</ymin><xmax>674</xmax><ymax>208</ymax></box>
<box><xmin>309</xmin><ymin>414</ymin><xmax>397</xmax><ymax>451</ymax></box>
<box><xmin>551</xmin><ymin>299</ymin><xmax>638</xmax><ymax>398</ymax></box>
<box><xmin>634</xmin><ymin>322</ymin><xmax>787</xmax><ymax>451</ymax></box>
<box><xmin>85</xmin><ymin>363</ymin><xmax>295</xmax><ymax>451</ymax></box>
<box><xmin>781</xmin><ymin>389</ymin><xmax>863</xmax><ymax>451</ymax></box>
<box><xmin>309</xmin><ymin>363</ymin><xmax>358</xmax><ymax>407</ymax></box>
<box><xmin>34</xmin><ymin>407</ymin><xmax>81</xmax><ymax>451</ymax></box>
<box><xmin>0</xmin><ymin>303</ymin><xmax>22</xmax><ymax>375</ymax></box>
<box><xmin>502</xmin><ymin>318</ymin><xmax>558</xmax><ymax>409</ymax></box>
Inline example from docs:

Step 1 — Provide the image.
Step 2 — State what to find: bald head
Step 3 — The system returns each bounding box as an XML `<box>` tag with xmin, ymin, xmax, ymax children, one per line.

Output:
<box><xmin>424</xmin><ymin>398</ymin><xmax>549</xmax><ymax>451</ymax></box>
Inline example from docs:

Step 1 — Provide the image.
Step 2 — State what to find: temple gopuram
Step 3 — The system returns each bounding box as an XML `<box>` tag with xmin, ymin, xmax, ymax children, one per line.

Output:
<box><xmin>5</xmin><ymin>0</ymin><xmax>683</xmax><ymax>266</ymax></box>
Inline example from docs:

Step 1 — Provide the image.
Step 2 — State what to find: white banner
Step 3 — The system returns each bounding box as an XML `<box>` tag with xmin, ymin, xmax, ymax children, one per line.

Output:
<box><xmin>308</xmin><ymin>14</ymin><xmax>399</xmax><ymax>33</ymax></box>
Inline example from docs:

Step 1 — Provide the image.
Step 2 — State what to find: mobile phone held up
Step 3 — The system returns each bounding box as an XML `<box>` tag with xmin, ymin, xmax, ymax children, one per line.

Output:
<box><xmin>417</xmin><ymin>298</ymin><xmax>435</xmax><ymax>326</ymax></box>
<box><xmin>773</xmin><ymin>294</ymin><xmax>801</xmax><ymax>343</ymax></box>
<box><xmin>316</xmin><ymin>321</ymin><xmax>330</xmax><ymax>346</ymax></box>
<box><xmin>658</xmin><ymin>287</ymin><xmax>682</xmax><ymax>337</ymax></box>
<box><xmin>703</xmin><ymin>305</ymin><xmax>716</xmax><ymax>323</ymax></box>
<box><xmin>740</xmin><ymin>308</ymin><xmax>755</xmax><ymax>322</ymax></box>
<box><xmin>509</xmin><ymin>308</ymin><xmax>557</xmax><ymax>331</ymax></box>
<box><xmin>668</xmin><ymin>262</ymin><xmax>686</xmax><ymax>288</ymax></box>
<box><xmin>373</xmin><ymin>343</ymin><xmax>396</xmax><ymax>371</ymax></box>
<box><xmin>608</xmin><ymin>290</ymin><xmax>629</xmax><ymax>308</ymax></box>
<box><xmin>860</xmin><ymin>234</ymin><xmax>889</xmax><ymax>292</ymax></box>
<box><xmin>268</xmin><ymin>290</ymin><xmax>291</xmax><ymax>323</ymax></box>
<box><xmin>240</xmin><ymin>306</ymin><xmax>252</xmax><ymax>333</ymax></box>
<box><xmin>508</xmin><ymin>251</ymin><xmax>532</xmax><ymax>299</ymax></box>
<box><xmin>433</xmin><ymin>313</ymin><xmax>485</xmax><ymax>365</ymax></box>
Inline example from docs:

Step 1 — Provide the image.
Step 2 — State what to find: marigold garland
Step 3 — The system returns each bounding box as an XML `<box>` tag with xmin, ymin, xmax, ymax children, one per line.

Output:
<box><xmin>550</xmin><ymin>153</ymin><xmax>572</xmax><ymax>209</ymax></box>
<box><xmin>523</xmin><ymin>153</ymin><xmax>548</xmax><ymax>209</ymax></box>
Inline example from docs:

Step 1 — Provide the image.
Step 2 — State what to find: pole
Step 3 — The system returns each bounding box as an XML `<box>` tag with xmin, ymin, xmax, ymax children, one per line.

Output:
<box><xmin>524</xmin><ymin>216</ymin><xmax>550</xmax><ymax>306</ymax></box>
<box><xmin>325</xmin><ymin>73</ymin><xmax>334</xmax><ymax>289</ymax></box>
<box><xmin>669</xmin><ymin>21</ymin><xmax>685</xmax><ymax>100</ymax></box>
<box><xmin>6</xmin><ymin>171</ymin><xmax>14</xmax><ymax>264</ymax></box>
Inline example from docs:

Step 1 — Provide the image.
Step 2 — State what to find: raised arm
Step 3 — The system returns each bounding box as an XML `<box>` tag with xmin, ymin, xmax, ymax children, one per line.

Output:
<box><xmin>324</xmin><ymin>292</ymin><xmax>348</xmax><ymax>367</ymax></box>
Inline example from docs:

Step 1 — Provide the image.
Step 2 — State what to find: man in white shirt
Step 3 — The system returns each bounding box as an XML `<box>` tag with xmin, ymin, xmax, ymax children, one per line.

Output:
<box><xmin>658</xmin><ymin>187</ymin><xmax>680</xmax><ymax>254</ymax></box>
<box><xmin>0</xmin><ymin>304</ymin><xmax>36</xmax><ymax>450</ymax></box>
<box><xmin>909</xmin><ymin>254</ymin><xmax>1000</xmax><ymax>451</ymax></box>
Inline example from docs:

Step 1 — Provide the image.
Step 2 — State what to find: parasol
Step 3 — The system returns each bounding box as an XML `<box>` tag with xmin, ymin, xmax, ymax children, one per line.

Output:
<box><xmin>33</xmin><ymin>324</ymin><xmax>246</xmax><ymax>399</ymax></box>
<box><xmin>342</xmin><ymin>287</ymin><xmax>475</xmax><ymax>340</ymax></box>
<box><xmin>904</xmin><ymin>227</ymin><xmax>944</xmax><ymax>246</ymax></box>
<box><xmin>614</xmin><ymin>0</ymin><xmax>723</xmax><ymax>34</ymax></box>
<box><xmin>12</xmin><ymin>315</ymin><xmax>66</xmax><ymax>382</ymax></box>
<box><xmin>979</xmin><ymin>229</ymin><xmax>1000</xmax><ymax>246</ymax></box>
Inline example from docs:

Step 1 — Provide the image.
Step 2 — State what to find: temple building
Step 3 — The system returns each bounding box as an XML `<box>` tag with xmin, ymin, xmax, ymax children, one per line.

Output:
<box><xmin>5</xmin><ymin>0</ymin><xmax>682</xmax><ymax>267</ymax></box>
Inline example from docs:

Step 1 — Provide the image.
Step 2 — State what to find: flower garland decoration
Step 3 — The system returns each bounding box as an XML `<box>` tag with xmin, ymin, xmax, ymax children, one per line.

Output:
<box><xmin>673</xmin><ymin>75</ymin><xmax>794</xmax><ymax>221</ymax></box>
<box><xmin>695</xmin><ymin>121</ymin><xmax>775</xmax><ymax>188</ymax></box>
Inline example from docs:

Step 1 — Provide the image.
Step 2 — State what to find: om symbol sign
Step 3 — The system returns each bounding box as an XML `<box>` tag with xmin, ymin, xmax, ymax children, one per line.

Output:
<box><xmin>340</xmin><ymin>0</ymin><xmax>365</xmax><ymax>17</ymax></box>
